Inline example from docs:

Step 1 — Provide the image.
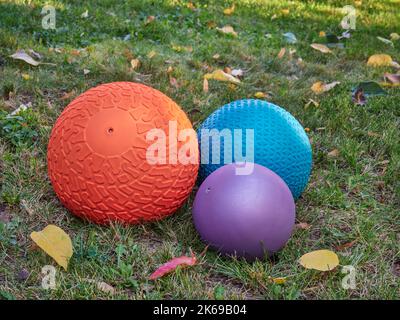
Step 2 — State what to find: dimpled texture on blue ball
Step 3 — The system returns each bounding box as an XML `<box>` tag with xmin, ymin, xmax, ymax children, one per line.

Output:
<box><xmin>198</xmin><ymin>99</ymin><xmax>312</xmax><ymax>199</ymax></box>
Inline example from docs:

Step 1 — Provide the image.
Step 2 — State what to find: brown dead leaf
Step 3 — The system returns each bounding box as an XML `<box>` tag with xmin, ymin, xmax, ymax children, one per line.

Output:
<box><xmin>169</xmin><ymin>77</ymin><xmax>179</xmax><ymax>89</ymax></box>
<box><xmin>216</xmin><ymin>25</ymin><xmax>238</xmax><ymax>37</ymax></box>
<box><xmin>367</xmin><ymin>131</ymin><xmax>380</xmax><ymax>137</ymax></box>
<box><xmin>60</xmin><ymin>90</ymin><xmax>76</xmax><ymax>101</ymax></box>
<box><xmin>145</xmin><ymin>16</ymin><xmax>155</xmax><ymax>25</ymax></box>
<box><xmin>327</xmin><ymin>149</ymin><xmax>339</xmax><ymax>158</ymax></box>
<box><xmin>295</xmin><ymin>222</ymin><xmax>311</xmax><ymax>230</ymax></box>
<box><xmin>203</xmin><ymin>78</ymin><xmax>209</xmax><ymax>93</ymax></box>
<box><xmin>277</xmin><ymin>48</ymin><xmax>286</xmax><ymax>59</ymax></box>
<box><xmin>334</xmin><ymin>240</ymin><xmax>357</xmax><ymax>251</ymax></box>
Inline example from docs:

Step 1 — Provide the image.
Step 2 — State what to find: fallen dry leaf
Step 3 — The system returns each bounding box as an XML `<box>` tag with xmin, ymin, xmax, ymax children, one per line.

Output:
<box><xmin>367</xmin><ymin>54</ymin><xmax>393</xmax><ymax>67</ymax></box>
<box><xmin>60</xmin><ymin>90</ymin><xmax>76</xmax><ymax>100</ymax></box>
<box><xmin>97</xmin><ymin>281</ymin><xmax>115</xmax><ymax>294</ymax></box>
<box><xmin>30</xmin><ymin>225</ymin><xmax>73</xmax><ymax>271</ymax></box>
<box><xmin>147</xmin><ymin>50</ymin><xmax>157</xmax><ymax>59</ymax></box>
<box><xmin>169</xmin><ymin>76</ymin><xmax>179</xmax><ymax>89</ymax></box>
<box><xmin>224</xmin><ymin>66</ymin><xmax>232</xmax><ymax>74</ymax></box>
<box><xmin>203</xmin><ymin>78</ymin><xmax>209</xmax><ymax>93</ymax></box>
<box><xmin>130</xmin><ymin>58</ymin><xmax>140</xmax><ymax>70</ymax></box>
<box><xmin>223</xmin><ymin>4</ymin><xmax>235</xmax><ymax>15</ymax></box>
<box><xmin>21</xmin><ymin>73</ymin><xmax>31</xmax><ymax>80</ymax></box>
<box><xmin>310</xmin><ymin>43</ymin><xmax>332</xmax><ymax>54</ymax></box>
<box><xmin>10</xmin><ymin>50</ymin><xmax>40</xmax><ymax>66</ymax></box>
<box><xmin>149</xmin><ymin>254</ymin><xmax>197</xmax><ymax>280</ymax></box>
<box><xmin>268</xmin><ymin>276</ymin><xmax>286</xmax><ymax>284</ymax></box>
<box><xmin>81</xmin><ymin>10</ymin><xmax>89</xmax><ymax>18</ymax></box>
<box><xmin>367</xmin><ymin>131</ymin><xmax>380</xmax><ymax>137</ymax></box>
<box><xmin>83</xmin><ymin>69</ymin><xmax>90</xmax><ymax>75</ymax></box>
<box><xmin>319</xmin><ymin>31</ymin><xmax>326</xmax><ymax>37</ymax></box>
<box><xmin>281</xmin><ymin>8</ymin><xmax>290</xmax><ymax>15</ymax></box>
<box><xmin>327</xmin><ymin>149</ymin><xmax>339</xmax><ymax>158</ymax></box>
<box><xmin>145</xmin><ymin>15</ymin><xmax>155</xmax><ymax>25</ymax></box>
<box><xmin>85</xmin><ymin>279</ymin><xmax>115</xmax><ymax>294</ymax></box>
<box><xmin>216</xmin><ymin>25</ymin><xmax>238</xmax><ymax>37</ymax></box>
<box><xmin>277</xmin><ymin>48</ymin><xmax>286</xmax><ymax>59</ymax></box>
<box><xmin>334</xmin><ymin>240</ymin><xmax>357</xmax><ymax>251</ymax></box>
<box><xmin>299</xmin><ymin>250</ymin><xmax>339</xmax><ymax>271</ymax></box>
<box><xmin>390</xmin><ymin>33</ymin><xmax>400</xmax><ymax>41</ymax></box>
<box><xmin>305</xmin><ymin>98</ymin><xmax>319</xmax><ymax>109</ymax></box>
<box><xmin>311</xmin><ymin>81</ymin><xmax>340</xmax><ymax>94</ymax></box>
<box><xmin>254</xmin><ymin>92</ymin><xmax>267</xmax><ymax>99</ymax></box>
<box><xmin>295</xmin><ymin>222</ymin><xmax>311</xmax><ymax>230</ymax></box>
<box><xmin>204</xmin><ymin>69</ymin><xmax>241</xmax><ymax>84</ymax></box>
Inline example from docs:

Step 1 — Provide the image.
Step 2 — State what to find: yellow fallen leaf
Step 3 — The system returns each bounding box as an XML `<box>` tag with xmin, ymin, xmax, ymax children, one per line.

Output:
<box><xmin>254</xmin><ymin>92</ymin><xmax>267</xmax><ymax>98</ymax></box>
<box><xmin>390</xmin><ymin>33</ymin><xmax>400</xmax><ymax>41</ymax></box>
<box><xmin>130</xmin><ymin>58</ymin><xmax>140</xmax><ymax>70</ymax></box>
<box><xmin>299</xmin><ymin>249</ymin><xmax>339</xmax><ymax>271</ymax></box>
<box><xmin>147</xmin><ymin>50</ymin><xmax>157</xmax><ymax>59</ymax></box>
<box><xmin>187</xmin><ymin>2</ymin><xmax>196</xmax><ymax>10</ymax></box>
<box><xmin>367</xmin><ymin>54</ymin><xmax>393</xmax><ymax>67</ymax></box>
<box><xmin>204</xmin><ymin>69</ymin><xmax>241</xmax><ymax>84</ymax></box>
<box><xmin>319</xmin><ymin>31</ymin><xmax>326</xmax><ymax>37</ymax></box>
<box><xmin>281</xmin><ymin>9</ymin><xmax>290</xmax><ymax>15</ymax></box>
<box><xmin>212</xmin><ymin>53</ymin><xmax>220</xmax><ymax>60</ymax></box>
<box><xmin>311</xmin><ymin>81</ymin><xmax>324</xmax><ymax>94</ymax></box>
<box><xmin>305</xmin><ymin>98</ymin><xmax>319</xmax><ymax>109</ymax></box>
<box><xmin>310</xmin><ymin>43</ymin><xmax>331</xmax><ymax>53</ymax></box>
<box><xmin>21</xmin><ymin>73</ymin><xmax>31</xmax><ymax>80</ymax></box>
<box><xmin>30</xmin><ymin>225</ymin><xmax>73</xmax><ymax>271</ymax></box>
<box><xmin>311</xmin><ymin>81</ymin><xmax>340</xmax><ymax>94</ymax></box>
<box><xmin>216</xmin><ymin>25</ymin><xmax>238</xmax><ymax>37</ymax></box>
<box><xmin>223</xmin><ymin>4</ymin><xmax>235</xmax><ymax>15</ymax></box>
<box><xmin>328</xmin><ymin>149</ymin><xmax>340</xmax><ymax>158</ymax></box>
<box><xmin>269</xmin><ymin>276</ymin><xmax>287</xmax><ymax>284</ymax></box>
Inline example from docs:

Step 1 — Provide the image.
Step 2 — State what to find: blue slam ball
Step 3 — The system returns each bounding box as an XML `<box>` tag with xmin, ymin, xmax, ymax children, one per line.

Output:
<box><xmin>198</xmin><ymin>99</ymin><xmax>312</xmax><ymax>199</ymax></box>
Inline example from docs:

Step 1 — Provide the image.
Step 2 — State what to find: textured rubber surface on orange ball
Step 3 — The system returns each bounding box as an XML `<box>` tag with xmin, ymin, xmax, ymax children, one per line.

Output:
<box><xmin>47</xmin><ymin>82</ymin><xmax>199</xmax><ymax>224</ymax></box>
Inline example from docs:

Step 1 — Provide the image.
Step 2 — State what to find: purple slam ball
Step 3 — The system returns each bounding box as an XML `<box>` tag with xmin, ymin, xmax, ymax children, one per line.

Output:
<box><xmin>192</xmin><ymin>163</ymin><xmax>295</xmax><ymax>260</ymax></box>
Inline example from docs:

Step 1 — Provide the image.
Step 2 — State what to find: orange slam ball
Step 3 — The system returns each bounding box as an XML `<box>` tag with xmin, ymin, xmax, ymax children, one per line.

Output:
<box><xmin>47</xmin><ymin>82</ymin><xmax>199</xmax><ymax>224</ymax></box>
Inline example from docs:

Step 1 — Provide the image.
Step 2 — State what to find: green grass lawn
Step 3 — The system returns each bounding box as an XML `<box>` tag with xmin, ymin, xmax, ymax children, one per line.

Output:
<box><xmin>0</xmin><ymin>0</ymin><xmax>399</xmax><ymax>299</ymax></box>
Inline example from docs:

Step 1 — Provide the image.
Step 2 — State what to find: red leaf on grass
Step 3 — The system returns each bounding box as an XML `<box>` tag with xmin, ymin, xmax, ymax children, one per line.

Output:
<box><xmin>149</xmin><ymin>254</ymin><xmax>197</xmax><ymax>280</ymax></box>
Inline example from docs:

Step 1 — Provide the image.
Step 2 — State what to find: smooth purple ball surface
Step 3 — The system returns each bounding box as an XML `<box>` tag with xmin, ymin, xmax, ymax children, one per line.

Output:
<box><xmin>192</xmin><ymin>163</ymin><xmax>295</xmax><ymax>260</ymax></box>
